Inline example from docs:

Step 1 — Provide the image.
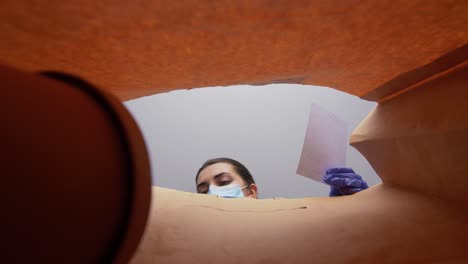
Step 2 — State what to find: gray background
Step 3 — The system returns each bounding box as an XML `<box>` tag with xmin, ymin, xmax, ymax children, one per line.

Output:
<box><xmin>124</xmin><ymin>84</ymin><xmax>380</xmax><ymax>198</ymax></box>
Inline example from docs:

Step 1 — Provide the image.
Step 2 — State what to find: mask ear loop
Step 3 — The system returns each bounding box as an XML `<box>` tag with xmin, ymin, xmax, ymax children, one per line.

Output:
<box><xmin>241</xmin><ymin>183</ymin><xmax>251</xmax><ymax>195</ymax></box>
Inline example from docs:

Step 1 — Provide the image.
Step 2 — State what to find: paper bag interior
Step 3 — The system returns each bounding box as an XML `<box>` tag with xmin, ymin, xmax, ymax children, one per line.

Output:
<box><xmin>0</xmin><ymin>1</ymin><xmax>467</xmax><ymax>263</ymax></box>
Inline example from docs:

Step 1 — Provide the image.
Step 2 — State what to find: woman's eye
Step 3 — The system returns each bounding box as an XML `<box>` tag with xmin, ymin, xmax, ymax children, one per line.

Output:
<box><xmin>220</xmin><ymin>181</ymin><xmax>231</xmax><ymax>186</ymax></box>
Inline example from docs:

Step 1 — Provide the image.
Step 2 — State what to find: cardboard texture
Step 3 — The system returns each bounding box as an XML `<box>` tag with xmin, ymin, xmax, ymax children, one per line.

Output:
<box><xmin>296</xmin><ymin>104</ymin><xmax>348</xmax><ymax>182</ymax></box>
<box><xmin>0</xmin><ymin>1</ymin><xmax>467</xmax><ymax>100</ymax></box>
<box><xmin>351</xmin><ymin>61</ymin><xmax>468</xmax><ymax>204</ymax></box>
<box><xmin>1</xmin><ymin>1</ymin><xmax>468</xmax><ymax>263</ymax></box>
<box><xmin>130</xmin><ymin>186</ymin><xmax>468</xmax><ymax>263</ymax></box>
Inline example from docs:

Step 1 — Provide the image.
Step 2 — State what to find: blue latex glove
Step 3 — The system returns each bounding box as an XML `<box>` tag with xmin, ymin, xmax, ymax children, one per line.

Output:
<box><xmin>323</xmin><ymin>168</ymin><xmax>368</xmax><ymax>197</ymax></box>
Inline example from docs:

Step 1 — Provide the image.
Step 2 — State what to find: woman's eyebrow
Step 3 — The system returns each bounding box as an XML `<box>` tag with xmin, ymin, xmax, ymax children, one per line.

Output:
<box><xmin>197</xmin><ymin>172</ymin><xmax>232</xmax><ymax>191</ymax></box>
<box><xmin>213</xmin><ymin>172</ymin><xmax>231</xmax><ymax>180</ymax></box>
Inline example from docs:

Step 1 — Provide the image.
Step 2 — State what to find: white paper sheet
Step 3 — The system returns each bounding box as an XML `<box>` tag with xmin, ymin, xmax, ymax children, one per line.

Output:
<box><xmin>296</xmin><ymin>104</ymin><xmax>348</xmax><ymax>182</ymax></box>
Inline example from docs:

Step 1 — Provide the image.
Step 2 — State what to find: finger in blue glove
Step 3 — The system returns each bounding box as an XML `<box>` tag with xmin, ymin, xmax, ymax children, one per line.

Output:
<box><xmin>323</xmin><ymin>173</ymin><xmax>363</xmax><ymax>188</ymax></box>
<box><xmin>323</xmin><ymin>167</ymin><xmax>369</xmax><ymax>197</ymax></box>
<box><xmin>326</xmin><ymin>168</ymin><xmax>355</xmax><ymax>174</ymax></box>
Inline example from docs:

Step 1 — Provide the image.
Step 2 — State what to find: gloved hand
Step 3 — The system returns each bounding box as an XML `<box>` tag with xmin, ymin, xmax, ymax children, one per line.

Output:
<box><xmin>323</xmin><ymin>168</ymin><xmax>368</xmax><ymax>197</ymax></box>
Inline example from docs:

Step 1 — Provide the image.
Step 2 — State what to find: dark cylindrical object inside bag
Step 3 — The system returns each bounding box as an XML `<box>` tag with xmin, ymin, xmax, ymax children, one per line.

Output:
<box><xmin>0</xmin><ymin>65</ymin><xmax>152</xmax><ymax>263</ymax></box>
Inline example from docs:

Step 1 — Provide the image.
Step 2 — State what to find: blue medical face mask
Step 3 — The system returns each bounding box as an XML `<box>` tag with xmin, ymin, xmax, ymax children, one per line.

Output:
<box><xmin>207</xmin><ymin>183</ymin><xmax>248</xmax><ymax>198</ymax></box>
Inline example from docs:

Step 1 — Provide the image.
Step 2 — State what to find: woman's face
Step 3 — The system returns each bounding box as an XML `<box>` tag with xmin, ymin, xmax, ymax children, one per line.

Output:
<box><xmin>196</xmin><ymin>162</ymin><xmax>257</xmax><ymax>198</ymax></box>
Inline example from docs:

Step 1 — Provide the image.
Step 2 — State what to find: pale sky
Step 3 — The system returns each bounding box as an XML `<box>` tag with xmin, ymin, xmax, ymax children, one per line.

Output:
<box><xmin>124</xmin><ymin>84</ymin><xmax>379</xmax><ymax>199</ymax></box>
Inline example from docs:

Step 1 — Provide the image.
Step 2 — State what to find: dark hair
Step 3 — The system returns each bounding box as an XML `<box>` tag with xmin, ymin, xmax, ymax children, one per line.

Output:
<box><xmin>195</xmin><ymin>157</ymin><xmax>256</xmax><ymax>186</ymax></box>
